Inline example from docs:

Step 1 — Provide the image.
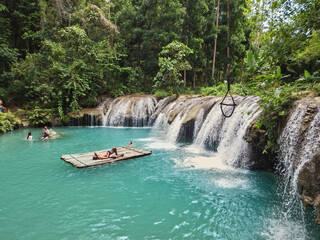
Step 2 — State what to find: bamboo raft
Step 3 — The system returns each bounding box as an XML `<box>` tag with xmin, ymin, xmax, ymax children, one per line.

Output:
<box><xmin>61</xmin><ymin>146</ymin><xmax>152</xmax><ymax>168</ymax></box>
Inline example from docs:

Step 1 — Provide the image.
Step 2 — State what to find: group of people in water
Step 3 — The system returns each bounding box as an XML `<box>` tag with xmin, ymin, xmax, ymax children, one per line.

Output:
<box><xmin>4</xmin><ymin>98</ymin><xmax>131</xmax><ymax>160</ymax></box>
<box><xmin>25</xmin><ymin>124</ymin><xmax>131</xmax><ymax>160</ymax></box>
<box><xmin>25</xmin><ymin>126</ymin><xmax>54</xmax><ymax>140</ymax></box>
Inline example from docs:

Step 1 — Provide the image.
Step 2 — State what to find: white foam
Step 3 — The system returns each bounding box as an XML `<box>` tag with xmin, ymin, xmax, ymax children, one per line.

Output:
<box><xmin>182</xmin><ymin>155</ymin><xmax>233</xmax><ymax>171</ymax></box>
<box><xmin>145</xmin><ymin>141</ymin><xmax>178</xmax><ymax>150</ymax></box>
<box><xmin>213</xmin><ymin>178</ymin><xmax>248</xmax><ymax>189</ymax></box>
<box><xmin>261</xmin><ymin>219</ymin><xmax>306</xmax><ymax>240</ymax></box>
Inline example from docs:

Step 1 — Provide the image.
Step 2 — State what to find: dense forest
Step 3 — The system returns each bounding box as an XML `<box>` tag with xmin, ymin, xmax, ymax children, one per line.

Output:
<box><xmin>0</xmin><ymin>0</ymin><xmax>319</xmax><ymax>123</ymax></box>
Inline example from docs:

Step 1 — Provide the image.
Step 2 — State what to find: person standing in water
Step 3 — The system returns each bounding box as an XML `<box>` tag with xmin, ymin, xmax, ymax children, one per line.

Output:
<box><xmin>41</xmin><ymin>126</ymin><xmax>50</xmax><ymax>140</ymax></box>
<box><xmin>25</xmin><ymin>132</ymin><xmax>33</xmax><ymax>140</ymax></box>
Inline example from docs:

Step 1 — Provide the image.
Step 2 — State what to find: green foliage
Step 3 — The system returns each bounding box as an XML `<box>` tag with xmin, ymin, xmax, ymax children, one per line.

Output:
<box><xmin>153</xmin><ymin>41</ymin><xmax>193</xmax><ymax>93</ymax></box>
<box><xmin>295</xmin><ymin>31</ymin><xmax>320</xmax><ymax>64</ymax></box>
<box><xmin>312</xmin><ymin>83</ymin><xmax>320</xmax><ymax>96</ymax></box>
<box><xmin>251</xmin><ymin>66</ymin><xmax>297</xmax><ymax>153</ymax></box>
<box><xmin>200</xmin><ymin>83</ymin><xmax>228</xmax><ymax>96</ymax></box>
<box><xmin>154</xmin><ymin>90</ymin><xmax>173</xmax><ymax>99</ymax></box>
<box><xmin>0</xmin><ymin>112</ymin><xmax>21</xmax><ymax>134</ymax></box>
<box><xmin>127</xmin><ymin>67</ymin><xmax>144</xmax><ymax>93</ymax></box>
<box><xmin>257</xmin><ymin>86</ymin><xmax>294</xmax><ymax>153</ymax></box>
<box><xmin>200</xmin><ymin>82</ymin><xmax>255</xmax><ymax>96</ymax></box>
<box><xmin>23</xmin><ymin>107</ymin><xmax>53</xmax><ymax>126</ymax></box>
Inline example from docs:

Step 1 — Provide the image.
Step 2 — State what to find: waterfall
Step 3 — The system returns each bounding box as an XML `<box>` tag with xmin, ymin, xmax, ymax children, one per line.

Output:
<box><xmin>293</xmin><ymin>108</ymin><xmax>320</xmax><ymax>183</ymax></box>
<box><xmin>102</xmin><ymin>98</ymin><xmax>130</xmax><ymax>126</ymax></box>
<box><xmin>101</xmin><ymin>96</ymin><xmax>157</xmax><ymax>127</ymax></box>
<box><xmin>152</xmin><ymin>96</ymin><xmax>217</xmax><ymax>143</ymax></box>
<box><xmin>215</xmin><ymin>96</ymin><xmax>261</xmax><ymax>168</ymax></box>
<box><xmin>130</xmin><ymin>97</ymin><xmax>157</xmax><ymax>126</ymax></box>
<box><xmin>194</xmin><ymin>98</ymin><xmax>223</xmax><ymax>150</ymax></box>
<box><xmin>278</xmin><ymin>102</ymin><xmax>308</xmax><ymax>191</ymax></box>
<box><xmin>273</xmin><ymin>98</ymin><xmax>320</xmax><ymax>230</ymax></box>
<box><xmin>278</xmin><ymin>100</ymin><xmax>320</xmax><ymax>192</ymax></box>
<box><xmin>194</xmin><ymin>96</ymin><xmax>261</xmax><ymax>168</ymax></box>
<box><xmin>152</xmin><ymin>95</ymin><xmax>262</xmax><ymax>168</ymax></box>
<box><xmin>278</xmin><ymin>100</ymin><xmax>320</xmax><ymax>204</ymax></box>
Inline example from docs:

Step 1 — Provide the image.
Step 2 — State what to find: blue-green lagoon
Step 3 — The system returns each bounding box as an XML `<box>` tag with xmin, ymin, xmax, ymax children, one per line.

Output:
<box><xmin>1</xmin><ymin>127</ymin><xmax>319</xmax><ymax>239</ymax></box>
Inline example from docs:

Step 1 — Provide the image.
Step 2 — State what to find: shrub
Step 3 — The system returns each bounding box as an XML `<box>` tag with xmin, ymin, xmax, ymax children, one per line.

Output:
<box><xmin>154</xmin><ymin>89</ymin><xmax>173</xmax><ymax>99</ymax></box>
<box><xmin>23</xmin><ymin>107</ymin><xmax>54</xmax><ymax>126</ymax></box>
<box><xmin>0</xmin><ymin>111</ymin><xmax>21</xmax><ymax>133</ymax></box>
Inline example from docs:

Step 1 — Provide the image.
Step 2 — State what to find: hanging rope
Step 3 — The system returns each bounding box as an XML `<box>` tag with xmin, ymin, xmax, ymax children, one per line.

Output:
<box><xmin>220</xmin><ymin>0</ymin><xmax>236</xmax><ymax>118</ymax></box>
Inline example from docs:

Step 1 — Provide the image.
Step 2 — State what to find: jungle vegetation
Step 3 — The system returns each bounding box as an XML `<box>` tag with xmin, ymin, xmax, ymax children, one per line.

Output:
<box><xmin>0</xmin><ymin>0</ymin><xmax>319</xmax><ymax>139</ymax></box>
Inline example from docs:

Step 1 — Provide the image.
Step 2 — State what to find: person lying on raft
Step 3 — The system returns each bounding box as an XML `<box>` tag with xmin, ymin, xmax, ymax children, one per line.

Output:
<box><xmin>93</xmin><ymin>147</ymin><xmax>124</xmax><ymax>160</ymax></box>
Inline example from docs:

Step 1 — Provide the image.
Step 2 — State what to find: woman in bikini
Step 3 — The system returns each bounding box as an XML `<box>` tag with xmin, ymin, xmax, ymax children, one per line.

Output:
<box><xmin>93</xmin><ymin>147</ymin><xmax>124</xmax><ymax>160</ymax></box>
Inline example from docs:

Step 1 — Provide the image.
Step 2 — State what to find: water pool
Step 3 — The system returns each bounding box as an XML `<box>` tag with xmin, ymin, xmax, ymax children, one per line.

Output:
<box><xmin>0</xmin><ymin>127</ymin><xmax>319</xmax><ymax>239</ymax></box>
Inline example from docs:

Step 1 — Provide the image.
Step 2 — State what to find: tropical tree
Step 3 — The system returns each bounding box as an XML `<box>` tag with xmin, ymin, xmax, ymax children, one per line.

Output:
<box><xmin>153</xmin><ymin>41</ymin><xmax>193</xmax><ymax>93</ymax></box>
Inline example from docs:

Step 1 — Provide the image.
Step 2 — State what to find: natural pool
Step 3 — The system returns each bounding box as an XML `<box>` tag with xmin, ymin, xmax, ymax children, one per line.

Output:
<box><xmin>0</xmin><ymin>127</ymin><xmax>319</xmax><ymax>239</ymax></box>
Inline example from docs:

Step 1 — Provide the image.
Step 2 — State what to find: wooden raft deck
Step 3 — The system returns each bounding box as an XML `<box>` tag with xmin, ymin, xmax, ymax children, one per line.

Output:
<box><xmin>61</xmin><ymin>147</ymin><xmax>152</xmax><ymax>168</ymax></box>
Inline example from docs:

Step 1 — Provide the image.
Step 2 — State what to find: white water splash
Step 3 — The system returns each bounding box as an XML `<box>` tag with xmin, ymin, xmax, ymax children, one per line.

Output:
<box><xmin>262</xmin><ymin>218</ymin><xmax>306</xmax><ymax>240</ymax></box>
<box><xmin>181</xmin><ymin>155</ymin><xmax>233</xmax><ymax>171</ymax></box>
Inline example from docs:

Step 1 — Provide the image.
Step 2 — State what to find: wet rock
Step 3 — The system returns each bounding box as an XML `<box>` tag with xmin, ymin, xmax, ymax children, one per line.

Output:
<box><xmin>300</xmin><ymin>102</ymin><xmax>318</xmax><ymax>136</ymax></box>
<box><xmin>244</xmin><ymin>120</ymin><xmax>276</xmax><ymax>171</ymax></box>
<box><xmin>298</xmin><ymin>149</ymin><xmax>320</xmax><ymax>225</ymax></box>
<box><xmin>68</xmin><ymin>108</ymin><xmax>102</xmax><ymax>126</ymax></box>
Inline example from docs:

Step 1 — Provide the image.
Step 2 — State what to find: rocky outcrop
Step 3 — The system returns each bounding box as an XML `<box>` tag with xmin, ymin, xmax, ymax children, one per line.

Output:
<box><xmin>245</xmin><ymin>120</ymin><xmax>276</xmax><ymax>171</ymax></box>
<box><xmin>178</xmin><ymin>96</ymin><xmax>217</xmax><ymax>141</ymax></box>
<box><xmin>298</xmin><ymin>150</ymin><xmax>320</xmax><ymax>225</ymax></box>
<box><xmin>68</xmin><ymin>108</ymin><xmax>102</xmax><ymax>126</ymax></box>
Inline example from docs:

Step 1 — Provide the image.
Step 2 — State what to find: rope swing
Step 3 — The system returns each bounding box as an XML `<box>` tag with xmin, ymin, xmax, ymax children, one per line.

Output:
<box><xmin>220</xmin><ymin>0</ymin><xmax>236</xmax><ymax>118</ymax></box>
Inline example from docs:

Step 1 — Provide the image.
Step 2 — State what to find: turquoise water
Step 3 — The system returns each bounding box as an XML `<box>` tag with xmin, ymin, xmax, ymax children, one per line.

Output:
<box><xmin>0</xmin><ymin>127</ymin><xmax>319</xmax><ymax>239</ymax></box>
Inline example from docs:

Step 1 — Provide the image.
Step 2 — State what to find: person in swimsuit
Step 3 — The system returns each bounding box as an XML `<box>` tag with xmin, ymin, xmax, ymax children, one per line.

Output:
<box><xmin>0</xmin><ymin>100</ymin><xmax>6</xmax><ymax>112</ymax></box>
<box><xmin>25</xmin><ymin>132</ymin><xmax>33</xmax><ymax>140</ymax></box>
<box><xmin>41</xmin><ymin>126</ymin><xmax>50</xmax><ymax>140</ymax></box>
<box><xmin>93</xmin><ymin>147</ymin><xmax>124</xmax><ymax>160</ymax></box>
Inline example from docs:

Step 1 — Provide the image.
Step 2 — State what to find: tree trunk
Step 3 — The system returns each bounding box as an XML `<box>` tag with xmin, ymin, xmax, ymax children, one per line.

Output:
<box><xmin>184</xmin><ymin>69</ymin><xmax>187</xmax><ymax>87</ymax></box>
<box><xmin>211</xmin><ymin>0</ymin><xmax>220</xmax><ymax>81</ymax></box>
<box><xmin>240</xmin><ymin>58</ymin><xmax>244</xmax><ymax>82</ymax></box>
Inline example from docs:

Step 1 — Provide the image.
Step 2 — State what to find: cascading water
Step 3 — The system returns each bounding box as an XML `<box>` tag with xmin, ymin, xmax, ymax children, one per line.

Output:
<box><xmin>194</xmin><ymin>98</ymin><xmax>224</xmax><ymax>150</ymax></box>
<box><xmin>152</xmin><ymin>96</ymin><xmax>216</xmax><ymax>143</ymax></box>
<box><xmin>278</xmin><ymin>102</ymin><xmax>308</xmax><ymax>192</ymax></box>
<box><xmin>293</xmin><ymin>107</ymin><xmax>320</xmax><ymax>183</ymax></box>
<box><xmin>152</xmin><ymin>95</ymin><xmax>262</xmax><ymax>168</ymax></box>
<box><xmin>101</xmin><ymin>96</ymin><xmax>157</xmax><ymax>127</ymax></box>
<box><xmin>193</xmin><ymin>96</ymin><xmax>262</xmax><ymax>168</ymax></box>
<box><xmin>215</xmin><ymin>96</ymin><xmax>262</xmax><ymax>167</ymax></box>
<box><xmin>102</xmin><ymin>98</ymin><xmax>130</xmax><ymax>126</ymax></box>
<box><xmin>130</xmin><ymin>96</ymin><xmax>157</xmax><ymax>126</ymax></box>
<box><xmin>277</xmin><ymin>100</ymin><xmax>320</xmax><ymax>216</ymax></box>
